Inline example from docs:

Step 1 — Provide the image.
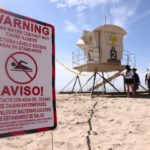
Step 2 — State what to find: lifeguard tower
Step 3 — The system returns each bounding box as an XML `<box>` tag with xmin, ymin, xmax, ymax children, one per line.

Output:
<box><xmin>74</xmin><ymin>24</ymin><xmax>127</xmax><ymax>72</ymax></box>
<box><xmin>61</xmin><ymin>24</ymin><xmax>129</xmax><ymax>95</ymax></box>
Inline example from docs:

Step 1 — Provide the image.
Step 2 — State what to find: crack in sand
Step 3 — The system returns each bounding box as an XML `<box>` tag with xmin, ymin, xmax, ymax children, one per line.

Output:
<box><xmin>86</xmin><ymin>101</ymin><xmax>98</xmax><ymax>150</ymax></box>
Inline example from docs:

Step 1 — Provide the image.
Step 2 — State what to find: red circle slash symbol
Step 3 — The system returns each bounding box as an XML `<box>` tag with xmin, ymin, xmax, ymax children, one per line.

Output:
<box><xmin>5</xmin><ymin>52</ymin><xmax>38</xmax><ymax>84</ymax></box>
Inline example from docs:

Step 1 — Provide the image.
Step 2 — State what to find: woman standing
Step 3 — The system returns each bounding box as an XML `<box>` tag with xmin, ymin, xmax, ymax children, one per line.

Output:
<box><xmin>124</xmin><ymin>65</ymin><xmax>135</xmax><ymax>97</ymax></box>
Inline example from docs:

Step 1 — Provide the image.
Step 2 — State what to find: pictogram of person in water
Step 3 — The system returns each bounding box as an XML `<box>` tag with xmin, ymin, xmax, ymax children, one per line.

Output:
<box><xmin>11</xmin><ymin>60</ymin><xmax>32</xmax><ymax>72</ymax></box>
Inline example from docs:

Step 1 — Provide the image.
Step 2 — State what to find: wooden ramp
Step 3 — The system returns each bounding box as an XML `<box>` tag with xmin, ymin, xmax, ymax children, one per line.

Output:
<box><xmin>92</xmin><ymin>70</ymin><xmax>124</xmax><ymax>90</ymax></box>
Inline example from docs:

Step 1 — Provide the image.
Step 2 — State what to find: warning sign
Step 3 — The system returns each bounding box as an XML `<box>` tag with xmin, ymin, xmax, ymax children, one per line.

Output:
<box><xmin>0</xmin><ymin>9</ymin><xmax>57</xmax><ymax>138</ymax></box>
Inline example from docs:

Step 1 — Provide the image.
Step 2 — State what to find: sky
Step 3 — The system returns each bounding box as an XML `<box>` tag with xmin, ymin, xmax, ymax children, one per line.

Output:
<box><xmin>0</xmin><ymin>0</ymin><xmax>150</xmax><ymax>91</ymax></box>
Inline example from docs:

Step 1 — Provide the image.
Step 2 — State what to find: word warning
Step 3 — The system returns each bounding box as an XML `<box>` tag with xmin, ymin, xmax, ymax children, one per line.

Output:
<box><xmin>0</xmin><ymin>9</ymin><xmax>57</xmax><ymax>138</ymax></box>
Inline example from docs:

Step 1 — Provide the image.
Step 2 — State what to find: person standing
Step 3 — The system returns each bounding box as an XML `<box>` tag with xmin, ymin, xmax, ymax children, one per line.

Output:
<box><xmin>124</xmin><ymin>65</ymin><xmax>135</xmax><ymax>97</ymax></box>
<box><xmin>132</xmin><ymin>68</ymin><xmax>140</xmax><ymax>95</ymax></box>
<box><xmin>145</xmin><ymin>68</ymin><xmax>150</xmax><ymax>94</ymax></box>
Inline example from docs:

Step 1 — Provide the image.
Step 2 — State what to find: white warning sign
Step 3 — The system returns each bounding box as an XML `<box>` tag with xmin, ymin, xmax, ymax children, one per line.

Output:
<box><xmin>0</xmin><ymin>9</ymin><xmax>57</xmax><ymax>137</ymax></box>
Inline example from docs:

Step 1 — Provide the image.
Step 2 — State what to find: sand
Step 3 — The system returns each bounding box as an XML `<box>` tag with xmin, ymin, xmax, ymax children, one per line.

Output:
<box><xmin>0</xmin><ymin>94</ymin><xmax>150</xmax><ymax>150</ymax></box>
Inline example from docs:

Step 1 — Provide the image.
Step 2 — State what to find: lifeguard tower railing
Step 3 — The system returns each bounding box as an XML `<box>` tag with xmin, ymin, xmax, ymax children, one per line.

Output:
<box><xmin>72</xmin><ymin>49</ymin><xmax>135</xmax><ymax>68</ymax></box>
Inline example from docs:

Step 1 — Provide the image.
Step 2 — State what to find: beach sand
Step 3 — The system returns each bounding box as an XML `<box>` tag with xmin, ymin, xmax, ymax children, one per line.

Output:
<box><xmin>0</xmin><ymin>94</ymin><xmax>150</xmax><ymax>150</ymax></box>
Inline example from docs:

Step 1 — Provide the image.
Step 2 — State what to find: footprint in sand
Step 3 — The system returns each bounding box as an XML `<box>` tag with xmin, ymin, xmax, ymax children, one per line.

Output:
<box><xmin>55</xmin><ymin>141</ymin><xmax>65</xmax><ymax>148</ymax></box>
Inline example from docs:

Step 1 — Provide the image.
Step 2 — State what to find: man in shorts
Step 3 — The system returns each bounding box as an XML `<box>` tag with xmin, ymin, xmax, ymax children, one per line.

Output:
<box><xmin>132</xmin><ymin>68</ymin><xmax>140</xmax><ymax>95</ymax></box>
<box><xmin>145</xmin><ymin>68</ymin><xmax>150</xmax><ymax>94</ymax></box>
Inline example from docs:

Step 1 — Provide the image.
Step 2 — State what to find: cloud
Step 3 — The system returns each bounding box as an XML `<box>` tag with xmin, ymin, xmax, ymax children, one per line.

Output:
<box><xmin>76</xmin><ymin>5</ymin><xmax>87</xmax><ymax>16</ymax></box>
<box><xmin>128</xmin><ymin>9</ymin><xmax>150</xmax><ymax>25</ymax></box>
<box><xmin>64</xmin><ymin>20</ymin><xmax>92</xmax><ymax>33</ymax></box>
<box><xmin>76</xmin><ymin>5</ymin><xmax>87</xmax><ymax>12</ymax></box>
<box><xmin>50</xmin><ymin>0</ymin><xmax>146</xmax><ymax>32</ymax></box>
<box><xmin>49</xmin><ymin>0</ymin><xmax>121</xmax><ymax>8</ymax></box>
<box><xmin>110</xmin><ymin>6</ymin><xmax>135</xmax><ymax>27</ymax></box>
<box><xmin>64</xmin><ymin>20</ymin><xmax>79</xmax><ymax>33</ymax></box>
<box><xmin>109</xmin><ymin>0</ymin><xmax>142</xmax><ymax>27</ymax></box>
<box><xmin>50</xmin><ymin>0</ymin><xmax>117</xmax><ymax>18</ymax></box>
<box><xmin>49</xmin><ymin>0</ymin><xmax>139</xmax><ymax>28</ymax></box>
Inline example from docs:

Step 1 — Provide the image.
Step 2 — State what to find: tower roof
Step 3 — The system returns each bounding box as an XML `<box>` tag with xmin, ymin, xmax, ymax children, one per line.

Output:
<box><xmin>94</xmin><ymin>24</ymin><xmax>127</xmax><ymax>35</ymax></box>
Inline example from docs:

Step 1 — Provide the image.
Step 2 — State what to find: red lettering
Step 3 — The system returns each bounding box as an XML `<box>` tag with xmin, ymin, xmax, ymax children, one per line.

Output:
<box><xmin>10</xmin><ymin>86</ymin><xmax>19</xmax><ymax>95</ymax></box>
<box><xmin>0</xmin><ymin>14</ymin><xmax>50</xmax><ymax>35</ymax></box>
<box><xmin>31</xmin><ymin>23</ymin><xmax>34</xmax><ymax>32</ymax></box>
<box><xmin>34</xmin><ymin>24</ymin><xmax>41</xmax><ymax>34</ymax></box>
<box><xmin>24</xmin><ymin>86</ymin><xmax>31</xmax><ymax>95</ymax></box>
<box><xmin>22</xmin><ymin>21</ymin><xmax>30</xmax><ymax>30</ymax></box>
<box><xmin>41</xmin><ymin>87</ymin><xmax>43</xmax><ymax>96</ymax></box>
<box><xmin>14</xmin><ymin>18</ymin><xmax>21</xmax><ymax>28</ymax></box>
<box><xmin>3</xmin><ymin>16</ymin><xmax>12</xmax><ymax>26</ymax></box>
<box><xmin>0</xmin><ymin>86</ymin><xmax>43</xmax><ymax>96</ymax></box>
<box><xmin>1</xmin><ymin>86</ymin><xmax>11</xmax><ymax>96</ymax></box>
<box><xmin>32</xmin><ymin>86</ymin><xmax>40</xmax><ymax>95</ymax></box>
<box><xmin>20</xmin><ymin>86</ymin><xmax>23</xmax><ymax>95</ymax></box>
<box><xmin>42</xmin><ymin>27</ymin><xmax>49</xmax><ymax>35</ymax></box>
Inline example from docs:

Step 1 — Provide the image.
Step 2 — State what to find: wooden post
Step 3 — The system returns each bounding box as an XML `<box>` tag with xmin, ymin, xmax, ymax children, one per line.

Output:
<box><xmin>102</xmin><ymin>72</ymin><xmax>106</xmax><ymax>93</ymax></box>
<box><xmin>72</xmin><ymin>76</ymin><xmax>78</xmax><ymax>92</ymax></box>
<box><xmin>91</xmin><ymin>71</ymin><xmax>97</xmax><ymax>97</ymax></box>
<box><xmin>77</xmin><ymin>76</ymin><xmax>83</xmax><ymax>92</ymax></box>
